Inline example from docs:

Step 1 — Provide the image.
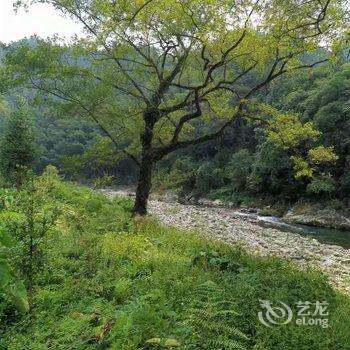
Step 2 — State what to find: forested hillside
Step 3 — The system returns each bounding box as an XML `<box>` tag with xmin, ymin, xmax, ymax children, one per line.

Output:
<box><xmin>156</xmin><ymin>61</ymin><xmax>350</xmax><ymax>208</ymax></box>
<box><xmin>1</xmin><ymin>42</ymin><xmax>349</xmax><ymax>209</ymax></box>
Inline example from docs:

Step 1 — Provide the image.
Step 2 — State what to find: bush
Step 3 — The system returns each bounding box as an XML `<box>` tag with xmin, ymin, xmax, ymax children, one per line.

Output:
<box><xmin>226</xmin><ymin>149</ymin><xmax>254</xmax><ymax>191</ymax></box>
<box><xmin>327</xmin><ymin>199</ymin><xmax>346</xmax><ymax>211</ymax></box>
<box><xmin>248</xmin><ymin>141</ymin><xmax>302</xmax><ymax>200</ymax></box>
<box><xmin>166</xmin><ymin>157</ymin><xmax>198</xmax><ymax>193</ymax></box>
<box><xmin>0</xmin><ymin>170</ymin><xmax>60</xmax><ymax>310</ymax></box>
<box><xmin>307</xmin><ymin>174</ymin><xmax>336</xmax><ymax>196</ymax></box>
<box><xmin>194</xmin><ymin>162</ymin><xmax>225</xmax><ymax>197</ymax></box>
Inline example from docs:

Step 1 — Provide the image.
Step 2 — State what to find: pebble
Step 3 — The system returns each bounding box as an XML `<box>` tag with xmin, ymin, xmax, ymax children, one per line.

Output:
<box><xmin>148</xmin><ymin>199</ymin><xmax>350</xmax><ymax>294</ymax></box>
<box><xmin>102</xmin><ymin>189</ymin><xmax>350</xmax><ymax>294</ymax></box>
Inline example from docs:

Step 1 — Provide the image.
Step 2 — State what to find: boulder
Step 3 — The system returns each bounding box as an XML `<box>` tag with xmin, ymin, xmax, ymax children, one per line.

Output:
<box><xmin>283</xmin><ymin>202</ymin><xmax>350</xmax><ymax>230</ymax></box>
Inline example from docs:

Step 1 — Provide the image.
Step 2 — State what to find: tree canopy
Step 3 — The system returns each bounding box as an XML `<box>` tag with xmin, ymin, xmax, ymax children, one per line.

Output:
<box><xmin>2</xmin><ymin>0</ymin><xmax>349</xmax><ymax>213</ymax></box>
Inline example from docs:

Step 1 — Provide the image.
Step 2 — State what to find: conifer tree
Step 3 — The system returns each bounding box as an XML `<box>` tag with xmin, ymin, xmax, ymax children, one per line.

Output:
<box><xmin>0</xmin><ymin>104</ymin><xmax>35</xmax><ymax>187</ymax></box>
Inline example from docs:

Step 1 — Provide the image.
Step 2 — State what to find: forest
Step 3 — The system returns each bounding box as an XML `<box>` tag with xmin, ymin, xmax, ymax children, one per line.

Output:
<box><xmin>1</xmin><ymin>43</ymin><xmax>349</xmax><ymax>212</ymax></box>
<box><xmin>0</xmin><ymin>0</ymin><xmax>350</xmax><ymax>349</ymax></box>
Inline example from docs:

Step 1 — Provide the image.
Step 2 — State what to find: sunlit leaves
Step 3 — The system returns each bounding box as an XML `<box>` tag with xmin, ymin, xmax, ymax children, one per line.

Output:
<box><xmin>205</xmin><ymin>90</ymin><xmax>233</xmax><ymax>120</ymax></box>
<box><xmin>263</xmin><ymin>105</ymin><xmax>338</xmax><ymax>179</ymax></box>
<box><xmin>266</xmin><ymin>111</ymin><xmax>320</xmax><ymax>149</ymax></box>
<box><xmin>308</xmin><ymin>145</ymin><xmax>338</xmax><ymax>164</ymax></box>
<box><xmin>306</xmin><ymin>173</ymin><xmax>336</xmax><ymax>194</ymax></box>
<box><xmin>291</xmin><ymin>156</ymin><xmax>314</xmax><ymax>178</ymax></box>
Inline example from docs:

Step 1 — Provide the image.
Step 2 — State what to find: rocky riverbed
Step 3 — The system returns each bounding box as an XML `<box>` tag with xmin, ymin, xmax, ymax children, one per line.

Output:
<box><xmin>284</xmin><ymin>201</ymin><xmax>350</xmax><ymax>230</ymax></box>
<box><xmin>101</xmin><ymin>189</ymin><xmax>350</xmax><ymax>294</ymax></box>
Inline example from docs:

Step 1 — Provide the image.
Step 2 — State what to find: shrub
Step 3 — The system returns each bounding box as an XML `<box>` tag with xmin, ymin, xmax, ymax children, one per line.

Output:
<box><xmin>226</xmin><ymin>149</ymin><xmax>254</xmax><ymax>191</ymax></box>
<box><xmin>307</xmin><ymin>174</ymin><xmax>336</xmax><ymax>196</ymax></box>
<box><xmin>194</xmin><ymin>162</ymin><xmax>225</xmax><ymax>197</ymax></box>
<box><xmin>0</xmin><ymin>171</ymin><xmax>60</xmax><ymax>308</ymax></box>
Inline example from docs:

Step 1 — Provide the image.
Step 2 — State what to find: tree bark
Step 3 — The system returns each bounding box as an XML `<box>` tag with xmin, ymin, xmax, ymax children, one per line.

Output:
<box><xmin>132</xmin><ymin>154</ymin><xmax>153</xmax><ymax>215</ymax></box>
<box><xmin>132</xmin><ymin>109</ymin><xmax>157</xmax><ymax>216</ymax></box>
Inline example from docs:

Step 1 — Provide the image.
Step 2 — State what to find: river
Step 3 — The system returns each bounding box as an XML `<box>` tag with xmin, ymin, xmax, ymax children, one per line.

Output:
<box><xmin>250</xmin><ymin>213</ymin><xmax>350</xmax><ymax>249</ymax></box>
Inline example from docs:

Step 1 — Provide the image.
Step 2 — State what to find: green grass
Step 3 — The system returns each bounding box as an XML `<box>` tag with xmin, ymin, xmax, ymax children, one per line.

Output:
<box><xmin>1</xmin><ymin>180</ymin><xmax>350</xmax><ymax>349</ymax></box>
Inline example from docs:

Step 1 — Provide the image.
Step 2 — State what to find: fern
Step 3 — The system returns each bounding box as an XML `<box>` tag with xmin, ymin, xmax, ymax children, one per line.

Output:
<box><xmin>185</xmin><ymin>281</ymin><xmax>248</xmax><ymax>349</ymax></box>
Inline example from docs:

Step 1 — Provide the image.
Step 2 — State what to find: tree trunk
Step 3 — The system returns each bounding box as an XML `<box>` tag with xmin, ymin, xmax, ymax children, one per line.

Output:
<box><xmin>132</xmin><ymin>154</ymin><xmax>153</xmax><ymax>215</ymax></box>
<box><xmin>132</xmin><ymin>109</ymin><xmax>157</xmax><ymax>216</ymax></box>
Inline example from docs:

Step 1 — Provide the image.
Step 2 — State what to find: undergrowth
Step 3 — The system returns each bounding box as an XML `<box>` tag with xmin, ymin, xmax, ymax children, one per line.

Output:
<box><xmin>0</xmin><ymin>178</ymin><xmax>349</xmax><ymax>349</ymax></box>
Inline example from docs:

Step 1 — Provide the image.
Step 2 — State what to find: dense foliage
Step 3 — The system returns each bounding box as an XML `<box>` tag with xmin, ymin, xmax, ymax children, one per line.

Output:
<box><xmin>0</xmin><ymin>177</ymin><xmax>349</xmax><ymax>349</ymax></box>
<box><xmin>154</xmin><ymin>62</ymin><xmax>350</xmax><ymax>208</ymax></box>
<box><xmin>2</xmin><ymin>0</ymin><xmax>348</xmax><ymax>214</ymax></box>
<box><xmin>1</xmin><ymin>45</ymin><xmax>349</xmax><ymax>210</ymax></box>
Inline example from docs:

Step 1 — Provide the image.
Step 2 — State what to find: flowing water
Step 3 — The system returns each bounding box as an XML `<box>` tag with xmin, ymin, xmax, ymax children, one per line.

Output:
<box><xmin>255</xmin><ymin>214</ymin><xmax>350</xmax><ymax>249</ymax></box>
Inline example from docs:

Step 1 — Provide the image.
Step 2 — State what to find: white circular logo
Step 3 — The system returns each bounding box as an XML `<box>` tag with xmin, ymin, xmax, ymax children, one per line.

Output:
<box><xmin>258</xmin><ymin>299</ymin><xmax>293</xmax><ymax>327</ymax></box>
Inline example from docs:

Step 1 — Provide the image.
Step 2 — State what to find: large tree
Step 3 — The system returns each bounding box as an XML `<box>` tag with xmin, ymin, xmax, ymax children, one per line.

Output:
<box><xmin>3</xmin><ymin>0</ymin><xmax>348</xmax><ymax>214</ymax></box>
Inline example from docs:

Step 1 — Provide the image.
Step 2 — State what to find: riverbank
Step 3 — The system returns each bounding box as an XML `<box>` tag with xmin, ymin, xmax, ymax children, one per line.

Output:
<box><xmin>180</xmin><ymin>194</ymin><xmax>350</xmax><ymax>232</ymax></box>
<box><xmin>284</xmin><ymin>201</ymin><xmax>350</xmax><ymax>230</ymax></box>
<box><xmin>101</xmin><ymin>189</ymin><xmax>350</xmax><ymax>294</ymax></box>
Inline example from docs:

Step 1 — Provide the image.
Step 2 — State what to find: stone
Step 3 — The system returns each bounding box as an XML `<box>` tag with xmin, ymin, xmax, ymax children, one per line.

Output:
<box><xmin>283</xmin><ymin>201</ymin><xmax>350</xmax><ymax>230</ymax></box>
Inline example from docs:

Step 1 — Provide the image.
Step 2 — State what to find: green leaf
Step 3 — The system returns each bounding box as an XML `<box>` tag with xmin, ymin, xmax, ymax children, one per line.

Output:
<box><xmin>8</xmin><ymin>281</ymin><xmax>29</xmax><ymax>313</ymax></box>
<box><xmin>145</xmin><ymin>338</ymin><xmax>181</xmax><ymax>348</ymax></box>
<box><xmin>0</xmin><ymin>260</ymin><xmax>11</xmax><ymax>288</ymax></box>
<box><xmin>0</xmin><ymin>228</ymin><xmax>14</xmax><ymax>247</ymax></box>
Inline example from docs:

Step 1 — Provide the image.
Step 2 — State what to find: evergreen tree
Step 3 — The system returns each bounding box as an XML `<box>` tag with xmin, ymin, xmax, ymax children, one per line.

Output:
<box><xmin>0</xmin><ymin>105</ymin><xmax>36</xmax><ymax>187</ymax></box>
